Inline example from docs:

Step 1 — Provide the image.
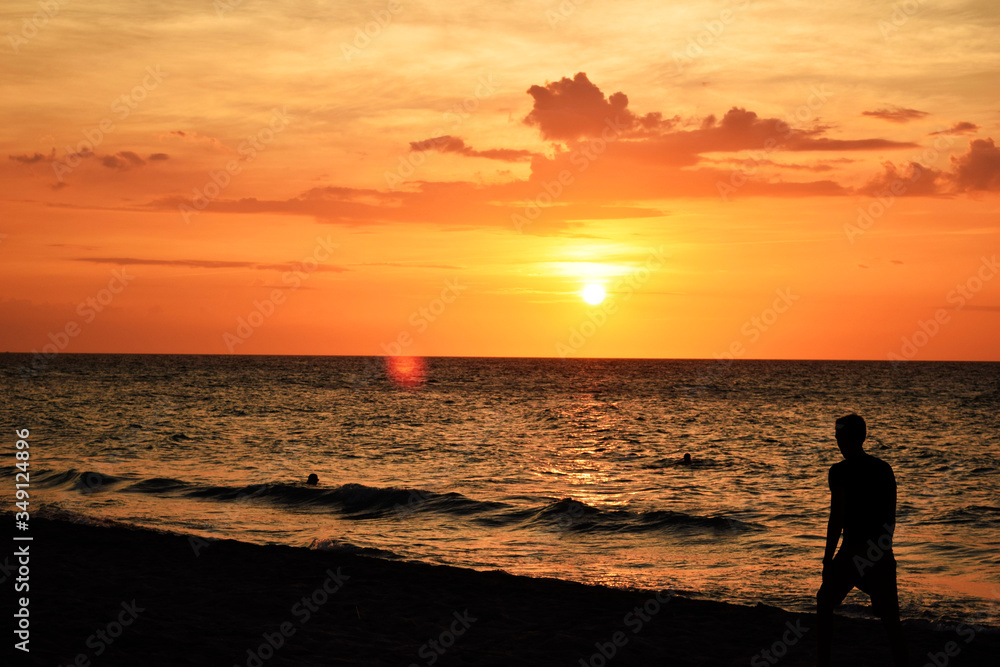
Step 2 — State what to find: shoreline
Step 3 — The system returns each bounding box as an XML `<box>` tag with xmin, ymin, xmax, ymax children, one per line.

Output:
<box><xmin>9</xmin><ymin>515</ymin><xmax>1000</xmax><ymax>666</ymax></box>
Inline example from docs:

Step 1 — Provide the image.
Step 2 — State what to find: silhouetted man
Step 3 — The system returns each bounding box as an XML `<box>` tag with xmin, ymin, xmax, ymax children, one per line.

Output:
<box><xmin>816</xmin><ymin>414</ymin><xmax>907</xmax><ymax>666</ymax></box>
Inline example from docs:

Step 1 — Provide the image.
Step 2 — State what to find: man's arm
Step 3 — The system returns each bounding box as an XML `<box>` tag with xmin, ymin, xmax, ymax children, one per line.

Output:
<box><xmin>824</xmin><ymin>482</ymin><xmax>846</xmax><ymax>565</ymax></box>
<box><xmin>885</xmin><ymin>464</ymin><xmax>897</xmax><ymax>540</ymax></box>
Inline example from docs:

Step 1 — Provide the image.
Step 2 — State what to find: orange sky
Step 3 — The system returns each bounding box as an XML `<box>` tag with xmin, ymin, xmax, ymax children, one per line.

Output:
<box><xmin>2</xmin><ymin>1</ymin><xmax>999</xmax><ymax>360</ymax></box>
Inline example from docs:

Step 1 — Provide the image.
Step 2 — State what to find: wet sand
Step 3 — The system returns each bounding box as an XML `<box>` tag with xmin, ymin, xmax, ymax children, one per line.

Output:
<box><xmin>11</xmin><ymin>515</ymin><xmax>999</xmax><ymax>666</ymax></box>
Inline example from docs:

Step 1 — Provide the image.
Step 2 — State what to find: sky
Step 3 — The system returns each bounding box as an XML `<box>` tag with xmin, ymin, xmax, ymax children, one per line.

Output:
<box><xmin>2</xmin><ymin>0</ymin><xmax>999</xmax><ymax>360</ymax></box>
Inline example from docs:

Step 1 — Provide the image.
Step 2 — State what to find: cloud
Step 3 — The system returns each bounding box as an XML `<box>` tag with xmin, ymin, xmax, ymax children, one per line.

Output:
<box><xmin>857</xmin><ymin>161</ymin><xmax>946</xmax><ymax>197</ymax></box>
<box><xmin>949</xmin><ymin>138</ymin><xmax>1000</xmax><ymax>192</ymax></box>
<box><xmin>10</xmin><ymin>148</ymin><xmax>165</xmax><ymax>174</ymax></box>
<box><xmin>699</xmin><ymin>156</ymin><xmax>836</xmax><ymax>172</ymax></box>
<box><xmin>929</xmin><ymin>122</ymin><xmax>980</xmax><ymax>136</ymax></box>
<box><xmin>143</xmin><ymin>181</ymin><xmax>665</xmax><ymax>234</ymax></box>
<box><xmin>409</xmin><ymin>136</ymin><xmax>535</xmax><ymax>161</ymax></box>
<box><xmin>8</xmin><ymin>149</ymin><xmax>55</xmax><ymax>164</ymax></box>
<box><xmin>358</xmin><ymin>262</ymin><xmax>464</xmax><ymax>269</ymax></box>
<box><xmin>861</xmin><ymin>107</ymin><xmax>930</xmax><ymax>123</ymax></box>
<box><xmin>100</xmin><ymin>151</ymin><xmax>146</xmax><ymax>170</ymax></box>
<box><xmin>73</xmin><ymin>257</ymin><xmax>350</xmax><ymax>272</ymax></box>
<box><xmin>858</xmin><ymin>138</ymin><xmax>1000</xmax><ymax>195</ymax></box>
<box><xmin>523</xmin><ymin>72</ymin><xmax>675</xmax><ymax>141</ymax></box>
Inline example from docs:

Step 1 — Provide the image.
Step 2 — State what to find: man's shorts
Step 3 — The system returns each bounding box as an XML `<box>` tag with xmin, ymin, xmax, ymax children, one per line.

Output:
<box><xmin>817</xmin><ymin>547</ymin><xmax>900</xmax><ymax>618</ymax></box>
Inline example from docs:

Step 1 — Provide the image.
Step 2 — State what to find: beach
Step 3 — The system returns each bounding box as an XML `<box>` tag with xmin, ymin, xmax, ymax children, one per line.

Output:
<box><xmin>13</xmin><ymin>515</ymin><xmax>999</xmax><ymax>666</ymax></box>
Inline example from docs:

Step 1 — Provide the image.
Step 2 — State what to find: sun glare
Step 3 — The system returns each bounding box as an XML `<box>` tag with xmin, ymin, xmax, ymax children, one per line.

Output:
<box><xmin>582</xmin><ymin>284</ymin><xmax>606</xmax><ymax>305</ymax></box>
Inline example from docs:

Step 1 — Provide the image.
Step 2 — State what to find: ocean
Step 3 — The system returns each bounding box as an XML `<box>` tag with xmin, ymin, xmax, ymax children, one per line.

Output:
<box><xmin>2</xmin><ymin>354</ymin><xmax>998</xmax><ymax>627</ymax></box>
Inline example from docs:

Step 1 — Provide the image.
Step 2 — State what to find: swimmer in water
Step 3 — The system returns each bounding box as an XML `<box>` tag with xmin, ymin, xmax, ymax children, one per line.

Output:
<box><xmin>306</xmin><ymin>473</ymin><xmax>319</xmax><ymax>486</ymax></box>
<box><xmin>682</xmin><ymin>453</ymin><xmax>692</xmax><ymax>466</ymax></box>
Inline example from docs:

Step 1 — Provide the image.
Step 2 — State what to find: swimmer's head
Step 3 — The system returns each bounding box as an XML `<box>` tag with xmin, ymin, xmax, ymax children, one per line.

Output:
<box><xmin>306</xmin><ymin>473</ymin><xmax>319</xmax><ymax>485</ymax></box>
<box><xmin>683</xmin><ymin>453</ymin><xmax>692</xmax><ymax>465</ymax></box>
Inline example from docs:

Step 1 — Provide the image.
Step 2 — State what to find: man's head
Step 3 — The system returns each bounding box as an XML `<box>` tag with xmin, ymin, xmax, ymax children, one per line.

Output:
<box><xmin>835</xmin><ymin>413</ymin><xmax>866</xmax><ymax>458</ymax></box>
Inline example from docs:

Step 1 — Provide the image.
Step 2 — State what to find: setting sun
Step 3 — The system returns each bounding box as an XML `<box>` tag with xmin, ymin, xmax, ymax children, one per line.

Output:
<box><xmin>582</xmin><ymin>284</ymin><xmax>606</xmax><ymax>305</ymax></box>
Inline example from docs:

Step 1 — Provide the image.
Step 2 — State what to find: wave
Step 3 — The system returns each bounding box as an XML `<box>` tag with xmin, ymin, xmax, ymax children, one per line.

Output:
<box><xmin>26</xmin><ymin>467</ymin><xmax>763</xmax><ymax>536</ymax></box>
<box><xmin>516</xmin><ymin>497</ymin><xmax>763</xmax><ymax>535</ymax></box>
<box><xmin>30</xmin><ymin>468</ymin><xmax>122</xmax><ymax>492</ymax></box>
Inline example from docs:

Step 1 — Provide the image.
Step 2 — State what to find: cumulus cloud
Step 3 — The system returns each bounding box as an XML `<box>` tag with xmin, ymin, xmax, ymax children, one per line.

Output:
<box><xmin>856</xmin><ymin>161</ymin><xmax>946</xmax><ymax>197</ymax></box>
<box><xmin>409</xmin><ymin>136</ymin><xmax>535</xmax><ymax>161</ymax></box>
<box><xmin>672</xmin><ymin>107</ymin><xmax>916</xmax><ymax>153</ymax></box>
<box><xmin>861</xmin><ymin>107</ymin><xmax>930</xmax><ymax>123</ymax></box>
<box><xmin>857</xmin><ymin>138</ymin><xmax>1000</xmax><ymax>195</ymax></box>
<box><xmin>523</xmin><ymin>72</ymin><xmax>674</xmax><ymax>141</ymax></box>
<box><xmin>950</xmin><ymin>138</ymin><xmax>1000</xmax><ymax>192</ymax></box>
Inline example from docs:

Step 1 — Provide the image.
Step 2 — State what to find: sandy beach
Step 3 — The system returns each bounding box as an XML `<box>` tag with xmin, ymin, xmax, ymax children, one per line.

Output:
<box><xmin>6</xmin><ymin>514</ymin><xmax>996</xmax><ymax>666</ymax></box>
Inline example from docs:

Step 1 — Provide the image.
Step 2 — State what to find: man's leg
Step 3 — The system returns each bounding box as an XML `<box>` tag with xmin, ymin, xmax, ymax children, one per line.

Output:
<box><xmin>866</xmin><ymin>557</ymin><xmax>908</xmax><ymax>667</ymax></box>
<box><xmin>816</xmin><ymin>555</ymin><xmax>854</xmax><ymax>667</ymax></box>
<box><xmin>880</xmin><ymin>607</ymin><xmax>909</xmax><ymax>667</ymax></box>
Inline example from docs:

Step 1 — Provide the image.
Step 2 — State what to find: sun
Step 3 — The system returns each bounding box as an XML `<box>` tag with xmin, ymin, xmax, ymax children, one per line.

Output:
<box><xmin>581</xmin><ymin>283</ymin><xmax>606</xmax><ymax>305</ymax></box>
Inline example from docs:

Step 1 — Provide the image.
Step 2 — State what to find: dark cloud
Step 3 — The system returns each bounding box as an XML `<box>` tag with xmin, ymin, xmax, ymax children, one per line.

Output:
<box><xmin>8</xmin><ymin>149</ymin><xmax>54</xmax><ymax>164</ymax></box>
<box><xmin>523</xmin><ymin>72</ymin><xmax>674</xmax><ymax>141</ymax></box>
<box><xmin>929</xmin><ymin>121</ymin><xmax>979</xmax><ymax>136</ymax></box>
<box><xmin>100</xmin><ymin>151</ymin><xmax>146</xmax><ymax>170</ymax></box>
<box><xmin>148</xmin><ymin>153</ymin><xmax>170</xmax><ymax>160</ymax></box>
<box><xmin>857</xmin><ymin>161</ymin><xmax>946</xmax><ymax>197</ymax></box>
<box><xmin>861</xmin><ymin>107</ymin><xmax>930</xmax><ymax>123</ymax></box>
<box><xmin>950</xmin><ymin>138</ymin><xmax>1000</xmax><ymax>191</ymax></box>
<box><xmin>857</xmin><ymin>138</ymin><xmax>1000</xmax><ymax>195</ymax></box>
<box><xmin>409</xmin><ymin>136</ymin><xmax>535</xmax><ymax>162</ymax></box>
